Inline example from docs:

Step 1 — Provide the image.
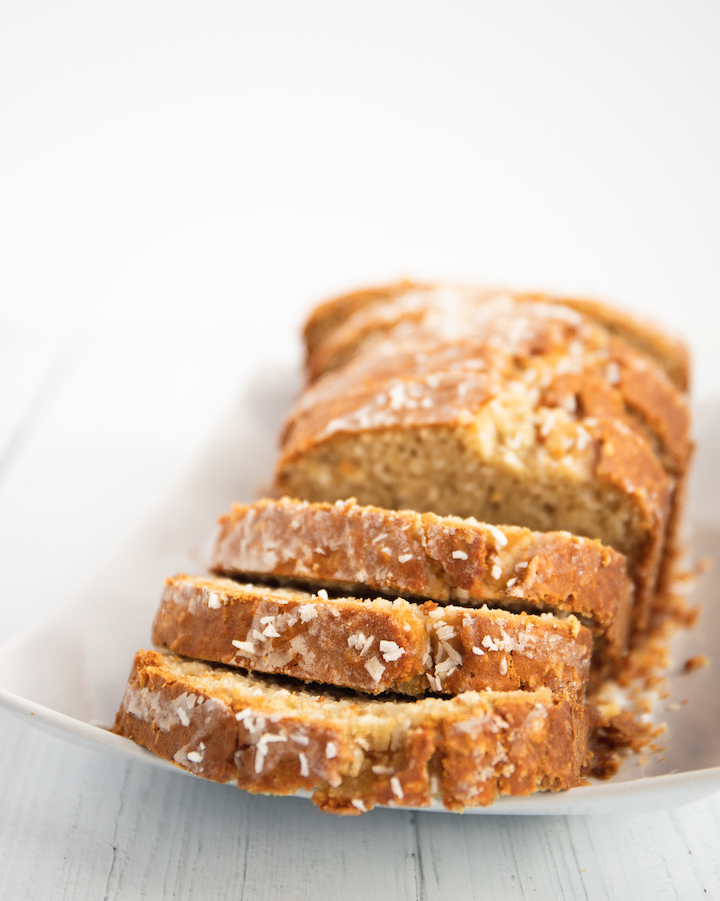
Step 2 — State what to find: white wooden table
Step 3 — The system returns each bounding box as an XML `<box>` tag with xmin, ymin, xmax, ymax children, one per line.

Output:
<box><xmin>1</xmin><ymin>324</ymin><xmax>719</xmax><ymax>901</ymax></box>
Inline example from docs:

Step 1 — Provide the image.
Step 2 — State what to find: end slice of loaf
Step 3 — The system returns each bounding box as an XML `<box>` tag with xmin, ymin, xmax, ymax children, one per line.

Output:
<box><xmin>153</xmin><ymin>574</ymin><xmax>593</xmax><ymax>697</ymax></box>
<box><xmin>114</xmin><ymin>649</ymin><xmax>588</xmax><ymax>814</ymax></box>
<box><xmin>212</xmin><ymin>497</ymin><xmax>631</xmax><ymax>668</ymax></box>
<box><xmin>303</xmin><ymin>280</ymin><xmax>430</xmax><ymax>360</ymax></box>
<box><xmin>303</xmin><ymin>281</ymin><xmax>690</xmax><ymax>390</ymax></box>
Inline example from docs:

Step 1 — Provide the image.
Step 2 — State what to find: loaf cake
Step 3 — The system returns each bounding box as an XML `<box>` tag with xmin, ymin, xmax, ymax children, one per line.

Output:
<box><xmin>302</xmin><ymin>285</ymin><xmax>693</xmax><ymax>607</ymax></box>
<box><xmin>115</xmin><ymin>649</ymin><xmax>589</xmax><ymax>814</ymax></box>
<box><xmin>153</xmin><ymin>573</ymin><xmax>593</xmax><ymax>696</ymax></box>
<box><xmin>277</xmin><ymin>289</ymin><xmax>692</xmax><ymax>635</ymax></box>
<box><xmin>211</xmin><ymin>497</ymin><xmax>631</xmax><ymax>669</ymax></box>
<box><xmin>113</xmin><ymin>280</ymin><xmax>692</xmax><ymax>815</ymax></box>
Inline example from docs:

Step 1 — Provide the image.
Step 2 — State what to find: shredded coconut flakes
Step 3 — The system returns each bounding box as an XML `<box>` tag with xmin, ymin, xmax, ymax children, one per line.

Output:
<box><xmin>426</xmin><ymin>673</ymin><xmax>442</xmax><ymax>692</ymax></box>
<box><xmin>434</xmin><ymin>621</ymin><xmax>457</xmax><ymax>641</ymax></box>
<box><xmin>486</xmin><ymin>524</ymin><xmax>508</xmax><ymax>547</ymax></box>
<box><xmin>298</xmin><ymin>752</ymin><xmax>309</xmax><ymax>777</ymax></box>
<box><xmin>206</xmin><ymin>591</ymin><xmax>222</xmax><ymax>610</ymax></box>
<box><xmin>364</xmin><ymin>657</ymin><xmax>386</xmax><ymax>683</ymax></box>
<box><xmin>379</xmin><ymin>640</ymin><xmax>405</xmax><ymax>662</ymax></box>
<box><xmin>254</xmin><ymin>733</ymin><xmax>286</xmax><ymax>774</ymax></box>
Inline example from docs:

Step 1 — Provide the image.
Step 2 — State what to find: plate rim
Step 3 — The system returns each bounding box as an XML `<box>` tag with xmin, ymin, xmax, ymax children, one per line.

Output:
<box><xmin>3</xmin><ymin>681</ymin><xmax>720</xmax><ymax>816</ymax></box>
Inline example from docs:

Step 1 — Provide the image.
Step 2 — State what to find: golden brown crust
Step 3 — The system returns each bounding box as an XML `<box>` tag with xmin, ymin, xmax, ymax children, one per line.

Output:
<box><xmin>303</xmin><ymin>280</ymin><xmax>428</xmax><ymax>359</ymax></box>
<box><xmin>304</xmin><ymin>281</ymin><xmax>690</xmax><ymax>390</ymax></box>
<box><xmin>113</xmin><ymin>649</ymin><xmax>588</xmax><ymax>814</ymax></box>
<box><xmin>304</xmin><ymin>289</ymin><xmax>595</xmax><ymax>385</ymax></box>
<box><xmin>211</xmin><ymin>497</ymin><xmax>631</xmax><ymax>665</ymax></box>
<box><xmin>113</xmin><ymin>652</ymin><xmax>240</xmax><ymax>784</ymax></box>
<box><xmin>152</xmin><ymin>574</ymin><xmax>593</xmax><ymax>696</ymax></box>
<box><xmin>518</xmin><ymin>292</ymin><xmax>690</xmax><ymax>392</ymax></box>
<box><xmin>540</xmin><ymin>340</ymin><xmax>692</xmax><ymax>480</ymax></box>
<box><xmin>591</xmin><ymin>418</ymin><xmax>673</xmax><ymax>632</ymax></box>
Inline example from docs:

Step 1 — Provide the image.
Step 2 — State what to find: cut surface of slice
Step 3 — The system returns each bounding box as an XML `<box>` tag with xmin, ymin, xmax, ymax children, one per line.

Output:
<box><xmin>153</xmin><ymin>574</ymin><xmax>593</xmax><ymax>696</ymax></box>
<box><xmin>114</xmin><ymin>649</ymin><xmax>589</xmax><ymax>815</ymax></box>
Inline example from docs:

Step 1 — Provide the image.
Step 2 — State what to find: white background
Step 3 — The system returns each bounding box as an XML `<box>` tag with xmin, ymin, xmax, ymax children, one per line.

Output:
<box><xmin>2</xmin><ymin>2</ymin><xmax>719</xmax><ymax>373</ymax></box>
<box><xmin>1</xmin><ymin>2</ymin><xmax>719</xmax><ymax>898</ymax></box>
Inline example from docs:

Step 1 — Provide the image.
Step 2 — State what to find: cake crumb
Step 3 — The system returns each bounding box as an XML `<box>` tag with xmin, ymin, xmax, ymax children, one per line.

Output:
<box><xmin>683</xmin><ymin>655</ymin><xmax>709</xmax><ymax>674</ymax></box>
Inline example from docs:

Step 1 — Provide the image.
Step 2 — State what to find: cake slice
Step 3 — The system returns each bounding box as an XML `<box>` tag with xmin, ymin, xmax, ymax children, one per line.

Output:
<box><xmin>114</xmin><ymin>649</ymin><xmax>589</xmax><ymax>815</ymax></box>
<box><xmin>211</xmin><ymin>497</ymin><xmax>631</xmax><ymax>668</ymax></box>
<box><xmin>153</xmin><ymin>574</ymin><xmax>593</xmax><ymax>696</ymax></box>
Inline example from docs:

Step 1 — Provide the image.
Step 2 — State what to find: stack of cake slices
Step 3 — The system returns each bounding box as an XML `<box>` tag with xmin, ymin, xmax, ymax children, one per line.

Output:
<box><xmin>114</xmin><ymin>283</ymin><xmax>693</xmax><ymax>815</ymax></box>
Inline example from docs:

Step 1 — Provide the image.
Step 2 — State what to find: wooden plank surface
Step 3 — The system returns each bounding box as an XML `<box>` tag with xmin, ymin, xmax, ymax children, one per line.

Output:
<box><xmin>2</xmin><ymin>707</ymin><xmax>720</xmax><ymax>901</ymax></box>
<box><xmin>1</xmin><ymin>326</ymin><xmax>719</xmax><ymax>901</ymax></box>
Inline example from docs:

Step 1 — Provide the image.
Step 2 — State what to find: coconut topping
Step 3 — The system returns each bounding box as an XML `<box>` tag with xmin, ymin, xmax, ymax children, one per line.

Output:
<box><xmin>379</xmin><ymin>640</ymin><xmax>405</xmax><ymax>662</ymax></box>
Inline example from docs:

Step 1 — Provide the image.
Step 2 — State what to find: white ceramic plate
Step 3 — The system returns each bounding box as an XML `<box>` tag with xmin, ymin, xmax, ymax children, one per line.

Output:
<box><xmin>1</xmin><ymin>374</ymin><xmax>718</xmax><ymax>816</ymax></box>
